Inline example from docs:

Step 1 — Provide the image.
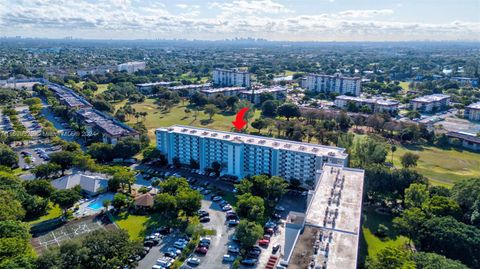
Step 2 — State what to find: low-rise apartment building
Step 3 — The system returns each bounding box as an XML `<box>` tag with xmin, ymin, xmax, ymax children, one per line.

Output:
<box><xmin>200</xmin><ymin>87</ymin><xmax>246</xmax><ymax>97</ymax></box>
<box><xmin>239</xmin><ymin>86</ymin><xmax>287</xmax><ymax>104</ymax></box>
<box><xmin>76</xmin><ymin>108</ymin><xmax>139</xmax><ymax>145</ymax></box>
<box><xmin>303</xmin><ymin>73</ymin><xmax>361</xmax><ymax>96</ymax></box>
<box><xmin>451</xmin><ymin>77</ymin><xmax>479</xmax><ymax>87</ymax></box>
<box><xmin>213</xmin><ymin>68</ymin><xmax>251</xmax><ymax>88</ymax></box>
<box><xmin>335</xmin><ymin>95</ymin><xmax>399</xmax><ymax>114</ymax></box>
<box><xmin>48</xmin><ymin>83</ymin><xmax>92</xmax><ymax>109</ymax></box>
<box><xmin>136</xmin><ymin>81</ymin><xmax>176</xmax><ymax>94</ymax></box>
<box><xmin>447</xmin><ymin>131</ymin><xmax>480</xmax><ymax>151</ymax></box>
<box><xmin>117</xmin><ymin>61</ymin><xmax>146</xmax><ymax>73</ymax></box>
<box><xmin>464</xmin><ymin>102</ymin><xmax>480</xmax><ymax>121</ymax></box>
<box><xmin>156</xmin><ymin>125</ymin><xmax>348</xmax><ymax>186</ymax></box>
<box><xmin>410</xmin><ymin>94</ymin><xmax>451</xmax><ymax>112</ymax></box>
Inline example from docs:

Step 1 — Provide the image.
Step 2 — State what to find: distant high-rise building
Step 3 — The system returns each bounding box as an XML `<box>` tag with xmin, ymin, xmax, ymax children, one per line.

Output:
<box><xmin>117</xmin><ymin>61</ymin><xmax>146</xmax><ymax>74</ymax></box>
<box><xmin>213</xmin><ymin>68</ymin><xmax>251</xmax><ymax>88</ymax></box>
<box><xmin>303</xmin><ymin>73</ymin><xmax>361</xmax><ymax>96</ymax></box>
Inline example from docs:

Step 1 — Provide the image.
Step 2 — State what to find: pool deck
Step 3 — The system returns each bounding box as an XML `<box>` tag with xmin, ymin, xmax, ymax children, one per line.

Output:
<box><xmin>74</xmin><ymin>192</ymin><xmax>115</xmax><ymax>218</ymax></box>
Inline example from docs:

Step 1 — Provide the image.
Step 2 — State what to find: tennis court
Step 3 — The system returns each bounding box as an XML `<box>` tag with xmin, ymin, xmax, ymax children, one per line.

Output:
<box><xmin>31</xmin><ymin>214</ymin><xmax>115</xmax><ymax>254</ymax></box>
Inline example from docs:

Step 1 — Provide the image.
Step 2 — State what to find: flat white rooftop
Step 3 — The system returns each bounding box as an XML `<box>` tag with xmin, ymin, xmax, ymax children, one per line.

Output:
<box><xmin>336</xmin><ymin>95</ymin><xmax>399</xmax><ymax>106</ymax></box>
<box><xmin>467</xmin><ymin>101</ymin><xmax>480</xmax><ymax>110</ymax></box>
<box><xmin>156</xmin><ymin>125</ymin><xmax>348</xmax><ymax>159</ymax></box>
<box><xmin>240</xmin><ymin>86</ymin><xmax>286</xmax><ymax>95</ymax></box>
<box><xmin>412</xmin><ymin>94</ymin><xmax>450</xmax><ymax>103</ymax></box>
<box><xmin>288</xmin><ymin>163</ymin><xmax>364</xmax><ymax>269</ymax></box>
<box><xmin>200</xmin><ymin>87</ymin><xmax>245</xmax><ymax>94</ymax></box>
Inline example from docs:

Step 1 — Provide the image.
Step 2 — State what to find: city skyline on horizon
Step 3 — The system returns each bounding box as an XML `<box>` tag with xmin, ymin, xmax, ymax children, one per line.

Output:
<box><xmin>0</xmin><ymin>0</ymin><xmax>479</xmax><ymax>41</ymax></box>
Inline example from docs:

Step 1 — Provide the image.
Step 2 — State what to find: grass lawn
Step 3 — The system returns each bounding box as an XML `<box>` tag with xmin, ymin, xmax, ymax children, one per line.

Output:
<box><xmin>113</xmin><ymin>212</ymin><xmax>168</xmax><ymax>241</ymax></box>
<box><xmin>399</xmin><ymin>82</ymin><xmax>410</xmax><ymax>93</ymax></box>
<box><xmin>116</xmin><ymin>98</ymin><xmax>261</xmax><ymax>142</ymax></box>
<box><xmin>94</xmin><ymin>84</ymin><xmax>109</xmax><ymax>96</ymax></box>
<box><xmin>389</xmin><ymin>144</ymin><xmax>480</xmax><ymax>187</ymax></box>
<box><xmin>27</xmin><ymin>202</ymin><xmax>62</xmax><ymax>225</ymax></box>
<box><xmin>359</xmin><ymin>206</ymin><xmax>409</xmax><ymax>264</ymax></box>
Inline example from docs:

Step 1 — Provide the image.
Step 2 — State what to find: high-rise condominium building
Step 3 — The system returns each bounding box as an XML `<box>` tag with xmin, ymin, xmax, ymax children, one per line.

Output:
<box><xmin>156</xmin><ymin>125</ymin><xmax>348</xmax><ymax>186</ymax></box>
<box><xmin>212</xmin><ymin>68</ymin><xmax>251</xmax><ymax>88</ymax></box>
<box><xmin>303</xmin><ymin>73</ymin><xmax>361</xmax><ymax>96</ymax></box>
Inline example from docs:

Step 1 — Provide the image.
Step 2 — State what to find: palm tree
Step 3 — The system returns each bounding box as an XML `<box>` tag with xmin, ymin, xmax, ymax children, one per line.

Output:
<box><xmin>390</xmin><ymin>144</ymin><xmax>397</xmax><ymax>164</ymax></box>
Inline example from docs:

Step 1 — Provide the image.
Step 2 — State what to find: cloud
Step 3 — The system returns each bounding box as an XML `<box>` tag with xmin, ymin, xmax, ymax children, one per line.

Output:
<box><xmin>0</xmin><ymin>0</ymin><xmax>478</xmax><ymax>41</ymax></box>
<box><xmin>176</xmin><ymin>4</ymin><xmax>188</xmax><ymax>9</ymax></box>
<box><xmin>338</xmin><ymin>9</ymin><xmax>394</xmax><ymax>18</ymax></box>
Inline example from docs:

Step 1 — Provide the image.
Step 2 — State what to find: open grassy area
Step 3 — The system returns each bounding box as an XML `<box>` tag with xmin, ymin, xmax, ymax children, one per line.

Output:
<box><xmin>113</xmin><ymin>212</ymin><xmax>167</xmax><ymax>241</ymax></box>
<box><xmin>389</xmin><ymin>144</ymin><xmax>480</xmax><ymax>187</ymax></box>
<box><xmin>359</xmin><ymin>206</ymin><xmax>409</xmax><ymax>264</ymax></box>
<box><xmin>116</xmin><ymin>98</ymin><xmax>261</xmax><ymax>142</ymax></box>
<box><xmin>27</xmin><ymin>202</ymin><xmax>62</xmax><ymax>225</ymax></box>
<box><xmin>399</xmin><ymin>81</ymin><xmax>410</xmax><ymax>93</ymax></box>
<box><xmin>94</xmin><ymin>83</ymin><xmax>109</xmax><ymax>96</ymax></box>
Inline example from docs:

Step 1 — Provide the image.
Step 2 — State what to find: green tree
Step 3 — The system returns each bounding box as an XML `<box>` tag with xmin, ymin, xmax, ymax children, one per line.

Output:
<box><xmin>82</xmin><ymin>229</ymin><xmax>141</xmax><ymax>269</ymax></box>
<box><xmin>235</xmin><ymin>220</ymin><xmax>263</xmax><ymax>249</ymax></box>
<box><xmin>401</xmin><ymin>152</ymin><xmax>420</xmax><ymax>168</ymax></box>
<box><xmin>49</xmin><ymin>151</ymin><xmax>76</xmax><ymax>175</ymax></box>
<box><xmin>367</xmin><ymin>246</ymin><xmax>415</xmax><ymax>269</ymax></box>
<box><xmin>422</xmin><ymin>196</ymin><xmax>462</xmax><ymax>220</ymax></box>
<box><xmin>277</xmin><ymin>103</ymin><xmax>301</xmax><ymax>121</ymax></box>
<box><xmin>112</xmin><ymin>170</ymin><xmax>136</xmax><ymax>193</ymax></box>
<box><xmin>451</xmin><ymin>178</ymin><xmax>480</xmax><ymax>226</ymax></box>
<box><xmin>87</xmin><ymin>143</ymin><xmax>114</xmax><ymax>163</ymax></box>
<box><xmin>112</xmin><ymin>193</ymin><xmax>129</xmax><ymax>210</ymax></box>
<box><xmin>404</xmin><ymin>183</ymin><xmax>429</xmax><ymax>208</ymax></box>
<box><xmin>236</xmin><ymin>193</ymin><xmax>265</xmax><ymax>222</ymax></box>
<box><xmin>51</xmin><ymin>189</ymin><xmax>81</xmax><ymax>217</ymax></box>
<box><xmin>0</xmin><ymin>191</ymin><xmax>25</xmax><ymax>221</ymax></box>
<box><xmin>412</xmin><ymin>252</ymin><xmax>469</xmax><ymax>269</ymax></box>
<box><xmin>23</xmin><ymin>179</ymin><xmax>55</xmax><ymax>198</ymax></box>
<box><xmin>154</xmin><ymin>193</ymin><xmax>177</xmax><ymax>217</ymax></box>
<box><xmin>353</xmin><ymin>137</ymin><xmax>387</xmax><ymax>167</ymax></box>
<box><xmin>32</xmin><ymin>163</ymin><xmax>61</xmax><ymax>179</ymax></box>
<box><xmin>261</xmin><ymin>100</ymin><xmax>278</xmax><ymax>117</ymax></box>
<box><xmin>176</xmin><ymin>188</ymin><xmax>202</xmax><ymax>216</ymax></box>
<box><xmin>251</xmin><ymin>118</ymin><xmax>267</xmax><ymax>133</ymax></box>
<box><xmin>204</xmin><ymin>104</ymin><xmax>219</xmax><ymax>120</ymax></box>
<box><xmin>159</xmin><ymin>177</ymin><xmax>189</xmax><ymax>195</ymax></box>
<box><xmin>0</xmin><ymin>145</ymin><xmax>18</xmax><ymax>168</ymax></box>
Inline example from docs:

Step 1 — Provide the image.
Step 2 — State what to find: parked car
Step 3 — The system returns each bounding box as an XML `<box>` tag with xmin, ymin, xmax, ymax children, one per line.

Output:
<box><xmin>258</xmin><ymin>238</ymin><xmax>270</xmax><ymax>246</ymax></box>
<box><xmin>212</xmin><ymin>196</ymin><xmax>222</xmax><ymax>202</ymax></box>
<box><xmin>222</xmin><ymin>204</ymin><xmax>232</xmax><ymax>211</ymax></box>
<box><xmin>223</xmin><ymin>254</ymin><xmax>235</xmax><ymax>262</ymax></box>
<box><xmin>227</xmin><ymin>245</ymin><xmax>240</xmax><ymax>254</ymax></box>
<box><xmin>272</xmin><ymin>244</ymin><xmax>281</xmax><ymax>254</ymax></box>
<box><xmin>200</xmin><ymin>216</ymin><xmax>210</xmax><ymax>223</ymax></box>
<box><xmin>275</xmin><ymin>205</ymin><xmax>285</xmax><ymax>211</ymax></box>
<box><xmin>198</xmin><ymin>210</ymin><xmax>209</xmax><ymax>217</ymax></box>
<box><xmin>195</xmin><ymin>246</ymin><xmax>208</xmax><ymax>254</ymax></box>
<box><xmin>200</xmin><ymin>237</ymin><xmax>211</xmax><ymax>244</ymax></box>
<box><xmin>228</xmin><ymin>219</ymin><xmax>239</xmax><ymax>226</ymax></box>
<box><xmin>240</xmin><ymin>259</ymin><xmax>257</xmax><ymax>266</ymax></box>
<box><xmin>186</xmin><ymin>257</ymin><xmax>200</xmax><ymax>266</ymax></box>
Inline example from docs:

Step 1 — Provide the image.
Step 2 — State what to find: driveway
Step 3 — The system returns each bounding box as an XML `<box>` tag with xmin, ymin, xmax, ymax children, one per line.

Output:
<box><xmin>193</xmin><ymin>198</ymin><xmax>235</xmax><ymax>269</ymax></box>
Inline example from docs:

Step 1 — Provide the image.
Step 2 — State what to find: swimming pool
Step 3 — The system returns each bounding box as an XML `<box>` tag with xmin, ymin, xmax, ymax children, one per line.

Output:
<box><xmin>86</xmin><ymin>193</ymin><xmax>115</xmax><ymax>212</ymax></box>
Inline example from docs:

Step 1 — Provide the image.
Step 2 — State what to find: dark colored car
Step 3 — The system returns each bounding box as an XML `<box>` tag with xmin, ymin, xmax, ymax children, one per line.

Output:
<box><xmin>143</xmin><ymin>240</ymin><xmax>155</xmax><ymax>247</ymax></box>
<box><xmin>195</xmin><ymin>246</ymin><xmax>208</xmax><ymax>254</ymax></box>
<box><xmin>200</xmin><ymin>216</ymin><xmax>210</xmax><ymax>223</ymax></box>
<box><xmin>272</xmin><ymin>244</ymin><xmax>281</xmax><ymax>254</ymax></box>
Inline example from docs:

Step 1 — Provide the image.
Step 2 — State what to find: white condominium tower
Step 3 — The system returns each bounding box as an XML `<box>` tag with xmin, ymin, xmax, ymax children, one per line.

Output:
<box><xmin>303</xmin><ymin>73</ymin><xmax>361</xmax><ymax>96</ymax></box>
<box><xmin>156</xmin><ymin>125</ymin><xmax>348</xmax><ymax>186</ymax></box>
<box><xmin>212</xmin><ymin>68</ymin><xmax>251</xmax><ymax>88</ymax></box>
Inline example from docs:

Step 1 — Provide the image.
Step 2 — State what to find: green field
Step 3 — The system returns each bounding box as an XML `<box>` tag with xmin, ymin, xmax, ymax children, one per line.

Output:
<box><xmin>390</xmin><ymin>144</ymin><xmax>480</xmax><ymax>187</ymax></box>
<box><xmin>113</xmin><ymin>212</ymin><xmax>168</xmax><ymax>241</ymax></box>
<box><xmin>399</xmin><ymin>81</ymin><xmax>410</xmax><ymax>93</ymax></box>
<box><xmin>117</xmin><ymin>99</ymin><xmax>261</xmax><ymax>141</ymax></box>
<box><xmin>27</xmin><ymin>203</ymin><xmax>62</xmax><ymax>225</ymax></box>
<box><xmin>359</xmin><ymin>206</ymin><xmax>409</xmax><ymax>264</ymax></box>
<box><xmin>94</xmin><ymin>84</ymin><xmax>109</xmax><ymax>96</ymax></box>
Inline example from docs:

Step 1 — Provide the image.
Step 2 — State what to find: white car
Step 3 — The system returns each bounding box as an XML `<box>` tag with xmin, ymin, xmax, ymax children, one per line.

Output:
<box><xmin>227</xmin><ymin>245</ymin><xmax>240</xmax><ymax>254</ymax></box>
<box><xmin>222</xmin><ymin>204</ymin><xmax>232</xmax><ymax>211</ymax></box>
<box><xmin>212</xmin><ymin>196</ymin><xmax>222</xmax><ymax>201</ymax></box>
<box><xmin>152</xmin><ymin>265</ymin><xmax>163</xmax><ymax>269</ymax></box>
<box><xmin>156</xmin><ymin>258</ymin><xmax>172</xmax><ymax>267</ymax></box>
<box><xmin>174</xmin><ymin>241</ymin><xmax>187</xmax><ymax>249</ymax></box>
<box><xmin>186</xmin><ymin>257</ymin><xmax>200</xmax><ymax>265</ymax></box>
<box><xmin>275</xmin><ymin>205</ymin><xmax>285</xmax><ymax>212</ymax></box>
<box><xmin>223</xmin><ymin>254</ymin><xmax>235</xmax><ymax>262</ymax></box>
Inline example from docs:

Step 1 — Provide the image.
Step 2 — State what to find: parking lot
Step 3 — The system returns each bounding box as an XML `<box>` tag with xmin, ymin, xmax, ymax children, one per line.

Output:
<box><xmin>134</xmin><ymin>165</ymin><xmax>308</xmax><ymax>269</ymax></box>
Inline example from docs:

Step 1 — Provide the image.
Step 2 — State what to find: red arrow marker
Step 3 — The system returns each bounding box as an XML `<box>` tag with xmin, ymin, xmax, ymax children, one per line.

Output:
<box><xmin>232</xmin><ymin>107</ymin><xmax>249</xmax><ymax>131</ymax></box>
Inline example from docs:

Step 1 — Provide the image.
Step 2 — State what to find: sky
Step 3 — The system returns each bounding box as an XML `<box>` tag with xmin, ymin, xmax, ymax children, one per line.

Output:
<box><xmin>0</xmin><ymin>0</ymin><xmax>479</xmax><ymax>41</ymax></box>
